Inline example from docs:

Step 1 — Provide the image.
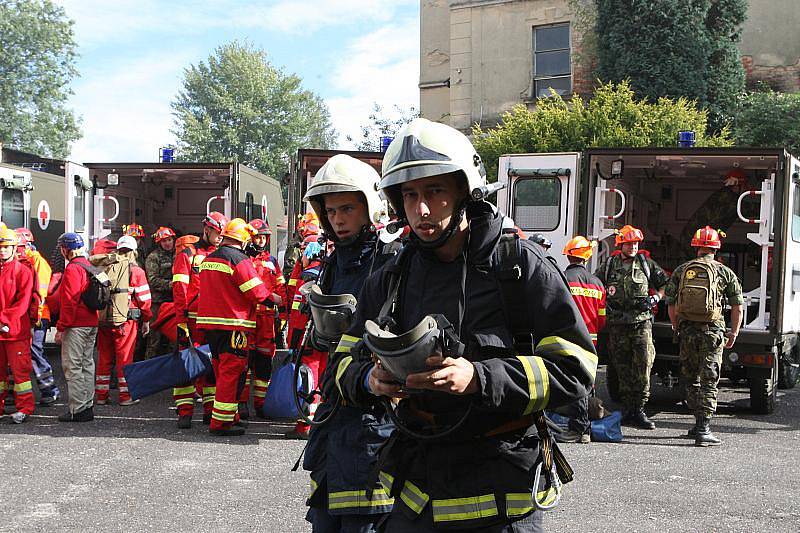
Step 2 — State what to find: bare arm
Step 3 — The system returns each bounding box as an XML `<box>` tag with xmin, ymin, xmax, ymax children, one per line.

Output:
<box><xmin>726</xmin><ymin>304</ymin><xmax>743</xmax><ymax>349</ymax></box>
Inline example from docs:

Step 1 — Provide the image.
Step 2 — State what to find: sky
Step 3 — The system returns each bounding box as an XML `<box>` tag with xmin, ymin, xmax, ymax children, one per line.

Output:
<box><xmin>55</xmin><ymin>0</ymin><xmax>420</xmax><ymax>163</ymax></box>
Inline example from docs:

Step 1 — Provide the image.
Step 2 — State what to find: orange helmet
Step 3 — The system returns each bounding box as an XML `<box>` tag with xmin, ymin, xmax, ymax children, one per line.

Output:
<box><xmin>615</xmin><ymin>225</ymin><xmax>644</xmax><ymax>246</ymax></box>
<box><xmin>203</xmin><ymin>211</ymin><xmax>229</xmax><ymax>232</ymax></box>
<box><xmin>175</xmin><ymin>235</ymin><xmax>200</xmax><ymax>255</ymax></box>
<box><xmin>221</xmin><ymin>218</ymin><xmax>256</xmax><ymax>244</ymax></box>
<box><xmin>691</xmin><ymin>226</ymin><xmax>724</xmax><ymax>249</ymax></box>
<box><xmin>123</xmin><ymin>223</ymin><xmax>146</xmax><ymax>238</ymax></box>
<box><xmin>249</xmin><ymin>218</ymin><xmax>272</xmax><ymax>235</ymax></box>
<box><xmin>153</xmin><ymin>226</ymin><xmax>176</xmax><ymax>243</ymax></box>
<box><xmin>563</xmin><ymin>236</ymin><xmax>595</xmax><ymax>260</ymax></box>
<box><xmin>14</xmin><ymin>227</ymin><xmax>34</xmax><ymax>247</ymax></box>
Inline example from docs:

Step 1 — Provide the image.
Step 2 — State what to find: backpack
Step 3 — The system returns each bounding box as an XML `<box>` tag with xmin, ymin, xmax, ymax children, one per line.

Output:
<box><xmin>675</xmin><ymin>259</ymin><xmax>722</xmax><ymax>323</ymax></box>
<box><xmin>90</xmin><ymin>253</ymin><xmax>132</xmax><ymax>327</ymax></box>
<box><xmin>75</xmin><ymin>261</ymin><xmax>112</xmax><ymax>312</ymax></box>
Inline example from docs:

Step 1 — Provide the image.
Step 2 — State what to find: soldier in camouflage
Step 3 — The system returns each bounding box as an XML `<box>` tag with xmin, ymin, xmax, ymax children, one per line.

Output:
<box><xmin>665</xmin><ymin>226</ymin><xmax>743</xmax><ymax>447</ymax></box>
<box><xmin>596</xmin><ymin>225</ymin><xmax>668</xmax><ymax>429</ymax></box>
<box><xmin>144</xmin><ymin>227</ymin><xmax>176</xmax><ymax>358</ymax></box>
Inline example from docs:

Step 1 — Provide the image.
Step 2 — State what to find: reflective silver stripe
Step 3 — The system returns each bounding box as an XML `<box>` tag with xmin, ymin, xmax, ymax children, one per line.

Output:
<box><xmin>378</xmin><ymin>471</ymin><xmax>395</xmax><ymax>493</ymax></box>
<box><xmin>399</xmin><ymin>480</ymin><xmax>429</xmax><ymax>515</ymax></box>
<box><xmin>431</xmin><ymin>494</ymin><xmax>498</xmax><ymax>523</ymax></box>
<box><xmin>327</xmin><ymin>488</ymin><xmax>394</xmax><ymax>511</ymax></box>
<box><xmin>516</xmin><ymin>355</ymin><xmax>550</xmax><ymax>415</ymax></box>
<box><xmin>505</xmin><ymin>493</ymin><xmax>534</xmax><ymax>517</ymax></box>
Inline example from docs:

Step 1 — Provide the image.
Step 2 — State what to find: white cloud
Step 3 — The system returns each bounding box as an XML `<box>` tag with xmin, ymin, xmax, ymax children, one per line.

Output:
<box><xmin>326</xmin><ymin>18</ymin><xmax>420</xmax><ymax>148</ymax></box>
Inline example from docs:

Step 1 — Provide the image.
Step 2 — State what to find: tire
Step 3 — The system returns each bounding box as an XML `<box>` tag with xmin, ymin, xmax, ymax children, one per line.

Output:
<box><xmin>750</xmin><ymin>359</ymin><xmax>778</xmax><ymax>414</ymax></box>
<box><xmin>777</xmin><ymin>348</ymin><xmax>799</xmax><ymax>390</ymax></box>
<box><xmin>606</xmin><ymin>362</ymin><xmax>621</xmax><ymax>403</ymax></box>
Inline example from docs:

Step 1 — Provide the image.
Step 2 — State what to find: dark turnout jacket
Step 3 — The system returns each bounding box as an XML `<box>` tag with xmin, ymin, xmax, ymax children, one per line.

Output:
<box><xmin>333</xmin><ymin>202</ymin><xmax>596</xmax><ymax>528</ymax></box>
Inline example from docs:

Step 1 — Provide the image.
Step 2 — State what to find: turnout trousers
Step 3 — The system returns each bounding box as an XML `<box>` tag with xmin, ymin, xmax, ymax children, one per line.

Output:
<box><xmin>239</xmin><ymin>312</ymin><xmax>276</xmax><ymax>410</ymax></box>
<box><xmin>95</xmin><ymin>321</ymin><xmax>138</xmax><ymax>402</ymax></box>
<box><xmin>206</xmin><ymin>330</ymin><xmax>249</xmax><ymax>431</ymax></box>
<box><xmin>0</xmin><ymin>339</ymin><xmax>35</xmax><ymax>415</ymax></box>
<box><xmin>172</xmin><ymin>321</ymin><xmax>215</xmax><ymax>418</ymax></box>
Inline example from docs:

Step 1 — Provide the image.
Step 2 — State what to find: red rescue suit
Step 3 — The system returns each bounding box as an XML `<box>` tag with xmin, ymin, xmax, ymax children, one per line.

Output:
<box><xmin>564</xmin><ymin>263</ymin><xmax>606</xmax><ymax>346</ymax></box>
<box><xmin>96</xmin><ymin>264</ymin><xmax>152</xmax><ymax>403</ymax></box>
<box><xmin>197</xmin><ymin>245</ymin><xmax>268</xmax><ymax>431</ymax></box>
<box><xmin>171</xmin><ymin>241</ymin><xmax>217</xmax><ymax>417</ymax></box>
<box><xmin>0</xmin><ymin>257</ymin><xmax>35</xmax><ymax>415</ymax></box>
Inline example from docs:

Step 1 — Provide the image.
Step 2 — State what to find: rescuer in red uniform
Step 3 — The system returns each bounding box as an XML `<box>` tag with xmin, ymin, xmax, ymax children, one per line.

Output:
<box><xmin>171</xmin><ymin>211</ymin><xmax>228</xmax><ymax>429</ymax></box>
<box><xmin>196</xmin><ymin>218</ymin><xmax>268</xmax><ymax>436</ymax></box>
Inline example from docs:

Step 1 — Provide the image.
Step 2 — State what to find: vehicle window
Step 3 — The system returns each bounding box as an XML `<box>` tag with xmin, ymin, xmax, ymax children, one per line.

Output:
<box><xmin>533</xmin><ymin>23</ymin><xmax>571</xmax><ymax>98</ymax></box>
<box><xmin>245</xmin><ymin>192</ymin><xmax>254</xmax><ymax>221</ymax></box>
<box><xmin>792</xmin><ymin>184</ymin><xmax>800</xmax><ymax>242</ymax></box>
<box><xmin>74</xmin><ymin>185</ymin><xmax>85</xmax><ymax>232</ymax></box>
<box><xmin>512</xmin><ymin>178</ymin><xmax>561</xmax><ymax>231</ymax></box>
<box><xmin>1</xmin><ymin>189</ymin><xmax>25</xmax><ymax>228</ymax></box>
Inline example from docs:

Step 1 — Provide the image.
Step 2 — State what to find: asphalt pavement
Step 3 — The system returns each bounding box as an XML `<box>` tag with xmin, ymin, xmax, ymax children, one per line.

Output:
<box><xmin>1</xmin><ymin>354</ymin><xmax>798</xmax><ymax>532</ymax></box>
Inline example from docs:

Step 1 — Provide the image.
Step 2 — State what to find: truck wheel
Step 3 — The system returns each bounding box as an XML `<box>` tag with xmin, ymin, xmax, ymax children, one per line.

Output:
<box><xmin>606</xmin><ymin>362</ymin><xmax>621</xmax><ymax>403</ymax></box>
<box><xmin>777</xmin><ymin>347</ymin><xmax>799</xmax><ymax>390</ymax></box>
<box><xmin>749</xmin><ymin>359</ymin><xmax>778</xmax><ymax>415</ymax></box>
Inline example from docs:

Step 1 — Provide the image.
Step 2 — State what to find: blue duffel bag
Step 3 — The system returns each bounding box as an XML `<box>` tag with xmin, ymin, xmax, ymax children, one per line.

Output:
<box><xmin>262</xmin><ymin>349</ymin><xmax>313</xmax><ymax>419</ymax></box>
<box><xmin>123</xmin><ymin>343</ymin><xmax>212</xmax><ymax>400</ymax></box>
<box><xmin>590</xmin><ymin>410</ymin><xmax>624</xmax><ymax>442</ymax></box>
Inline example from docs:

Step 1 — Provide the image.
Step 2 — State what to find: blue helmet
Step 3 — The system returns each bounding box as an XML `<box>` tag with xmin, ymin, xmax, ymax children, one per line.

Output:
<box><xmin>58</xmin><ymin>232</ymin><xmax>84</xmax><ymax>250</ymax></box>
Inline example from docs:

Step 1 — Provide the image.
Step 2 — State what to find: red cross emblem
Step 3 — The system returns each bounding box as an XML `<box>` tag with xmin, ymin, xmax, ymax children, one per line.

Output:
<box><xmin>37</xmin><ymin>200</ymin><xmax>50</xmax><ymax>230</ymax></box>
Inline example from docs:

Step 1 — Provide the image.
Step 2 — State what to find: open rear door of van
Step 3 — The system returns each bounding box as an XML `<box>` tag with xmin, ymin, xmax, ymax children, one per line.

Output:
<box><xmin>497</xmin><ymin>152</ymin><xmax>580</xmax><ymax>269</ymax></box>
<box><xmin>65</xmin><ymin>162</ymin><xmax>93</xmax><ymax>242</ymax></box>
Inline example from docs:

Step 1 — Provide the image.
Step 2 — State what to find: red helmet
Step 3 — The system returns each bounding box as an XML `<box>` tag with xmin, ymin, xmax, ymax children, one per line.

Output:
<box><xmin>153</xmin><ymin>226</ymin><xmax>176</xmax><ymax>243</ymax></box>
<box><xmin>14</xmin><ymin>227</ymin><xmax>34</xmax><ymax>246</ymax></box>
<box><xmin>203</xmin><ymin>211</ymin><xmax>229</xmax><ymax>232</ymax></box>
<box><xmin>123</xmin><ymin>223</ymin><xmax>146</xmax><ymax>238</ymax></box>
<box><xmin>615</xmin><ymin>225</ymin><xmax>644</xmax><ymax>246</ymax></box>
<box><xmin>249</xmin><ymin>218</ymin><xmax>272</xmax><ymax>235</ymax></box>
<box><xmin>691</xmin><ymin>226</ymin><xmax>723</xmax><ymax>249</ymax></box>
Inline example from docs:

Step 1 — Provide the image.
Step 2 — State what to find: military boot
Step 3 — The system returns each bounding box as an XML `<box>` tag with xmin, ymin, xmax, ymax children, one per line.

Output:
<box><xmin>694</xmin><ymin>417</ymin><xmax>721</xmax><ymax>447</ymax></box>
<box><xmin>623</xmin><ymin>408</ymin><xmax>656</xmax><ymax>430</ymax></box>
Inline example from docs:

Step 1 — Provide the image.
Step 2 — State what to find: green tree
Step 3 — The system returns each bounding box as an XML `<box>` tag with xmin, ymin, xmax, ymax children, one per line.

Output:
<box><xmin>594</xmin><ymin>0</ymin><xmax>747</xmax><ymax>131</ymax></box>
<box><xmin>0</xmin><ymin>0</ymin><xmax>81</xmax><ymax>158</ymax></box>
<box><xmin>472</xmin><ymin>82</ymin><xmax>731</xmax><ymax>182</ymax></box>
<box><xmin>346</xmin><ymin>103</ymin><xmax>419</xmax><ymax>151</ymax></box>
<box><xmin>171</xmin><ymin>41</ymin><xmax>336</xmax><ymax>178</ymax></box>
<box><xmin>734</xmin><ymin>89</ymin><xmax>800</xmax><ymax>154</ymax></box>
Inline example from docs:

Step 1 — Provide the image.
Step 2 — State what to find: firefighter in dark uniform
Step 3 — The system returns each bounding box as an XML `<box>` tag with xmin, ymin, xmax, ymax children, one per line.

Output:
<box><xmin>301</xmin><ymin>154</ymin><xmax>398</xmax><ymax>532</ymax></box>
<box><xmin>334</xmin><ymin>119</ymin><xmax>596</xmax><ymax>532</ymax></box>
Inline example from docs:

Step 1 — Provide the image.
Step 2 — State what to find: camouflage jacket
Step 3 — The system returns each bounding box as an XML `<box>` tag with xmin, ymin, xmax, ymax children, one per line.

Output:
<box><xmin>595</xmin><ymin>253</ymin><xmax>668</xmax><ymax>325</ymax></box>
<box><xmin>145</xmin><ymin>247</ymin><xmax>174</xmax><ymax>303</ymax></box>
<box><xmin>665</xmin><ymin>254</ymin><xmax>743</xmax><ymax>331</ymax></box>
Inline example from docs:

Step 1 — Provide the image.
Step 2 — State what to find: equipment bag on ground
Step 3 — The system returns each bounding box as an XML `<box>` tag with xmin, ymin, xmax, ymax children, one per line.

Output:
<box><xmin>123</xmin><ymin>343</ymin><xmax>212</xmax><ymax>400</ymax></box>
<box><xmin>262</xmin><ymin>349</ymin><xmax>313</xmax><ymax>419</ymax></box>
<box><xmin>590</xmin><ymin>410</ymin><xmax>623</xmax><ymax>442</ymax></box>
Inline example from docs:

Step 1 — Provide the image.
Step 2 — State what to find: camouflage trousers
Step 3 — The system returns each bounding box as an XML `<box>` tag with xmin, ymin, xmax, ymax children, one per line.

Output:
<box><xmin>679</xmin><ymin>323</ymin><xmax>725</xmax><ymax>418</ymax></box>
<box><xmin>607</xmin><ymin>321</ymin><xmax>655</xmax><ymax>410</ymax></box>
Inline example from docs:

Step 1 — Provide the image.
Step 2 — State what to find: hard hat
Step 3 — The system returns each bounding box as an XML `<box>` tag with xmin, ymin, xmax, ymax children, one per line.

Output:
<box><xmin>530</xmin><ymin>234</ymin><xmax>553</xmax><ymax>249</ymax></box>
<box><xmin>380</xmin><ymin>118</ymin><xmax>487</xmax><ymax>219</ymax></box>
<box><xmin>220</xmin><ymin>218</ymin><xmax>256</xmax><ymax>244</ymax></box>
<box><xmin>175</xmin><ymin>234</ymin><xmax>200</xmax><ymax>255</ymax></box>
<box><xmin>0</xmin><ymin>228</ymin><xmax>19</xmax><ymax>247</ymax></box>
<box><xmin>153</xmin><ymin>226</ymin><xmax>176</xmax><ymax>243</ymax></box>
<box><xmin>615</xmin><ymin>225</ymin><xmax>644</xmax><ymax>246</ymax></box>
<box><xmin>563</xmin><ymin>236</ymin><xmax>596</xmax><ymax>260</ymax></box>
<box><xmin>117</xmin><ymin>235</ymin><xmax>138</xmax><ymax>251</ymax></box>
<box><xmin>123</xmin><ymin>223</ymin><xmax>146</xmax><ymax>238</ymax></box>
<box><xmin>203</xmin><ymin>211</ymin><xmax>229</xmax><ymax>232</ymax></box>
<box><xmin>58</xmin><ymin>232</ymin><xmax>84</xmax><ymax>251</ymax></box>
<box><xmin>14</xmin><ymin>227</ymin><xmax>34</xmax><ymax>246</ymax></box>
<box><xmin>249</xmin><ymin>218</ymin><xmax>272</xmax><ymax>235</ymax></box>
<box><xmin>303</xmin><ymin>154</ymin><xmax>387</xmax><ymax>237</ymax></box>
<box><xmin>691</xmin><ymin>226</ymin><xmax>723</xmax><ymax>249</ymax></box>
<box><xmin>93</xmin><ymin>239</ymin><xmax>118</xmax><ymax>255</ymax></box>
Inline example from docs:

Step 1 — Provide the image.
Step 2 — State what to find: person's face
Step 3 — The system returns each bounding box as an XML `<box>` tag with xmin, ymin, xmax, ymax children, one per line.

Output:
<box><xmin>621</xmin><ymin>242</ymin><xmax>639</xmax><ymax>257</ymax></box>
<box><xmin>253</xmin><ymin>234</ymin><xmax>268</xmax><ymax>249</ymax></box>
<box><xmin>0</xmin><ymin>244</ymin><xmax>15</xmax><ymax>261</ymax></box>
<box><xmin>401</xmin><ymin>173</ymin><xmax>465</xmax><ymax>243</ymax></box>
<box><xmin>159</xmin><ymin>236</ymin><xmax>175</xmax><ymax>252</ymax></box>
<box><xmin>206</xmin><ymin>227</ymin><xmax>222</xmax><ymax>246</ymax></box>
<box><xmin>324</xmin><ymin>192</ymin><xmax>369</xmax><ymax>241</ymax></box>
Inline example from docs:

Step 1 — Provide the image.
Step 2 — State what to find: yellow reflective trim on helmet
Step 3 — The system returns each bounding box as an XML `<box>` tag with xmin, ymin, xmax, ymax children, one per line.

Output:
<box><xmin>239</xmin><ymin>277</ymin><xmax>263</xmax><ymax>293</ymax></box>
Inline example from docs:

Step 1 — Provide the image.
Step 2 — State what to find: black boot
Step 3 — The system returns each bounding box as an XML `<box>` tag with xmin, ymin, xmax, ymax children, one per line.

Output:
<box><xmin>685</xmin><ymin>417</ymin><xmax>701</xmax><ymax>439</ymax></box>
<box><xmin>695</xmin><ymin>417</ymin><xmax>721</xmax><ymax>447</ymax></box>
<box><xmin>623</xmin><ymin>408</ymin><xmax>656</xmax><ymax>430</ymax></box>
<box><xmin>177</xmin><ymin>415</ymin><xmax>192</xmax><ymax>429</ymax></box>
<box><xmin>238</xmin><ymin>403</ymin><xmax>250</xmax><ymax>420</ymax></box>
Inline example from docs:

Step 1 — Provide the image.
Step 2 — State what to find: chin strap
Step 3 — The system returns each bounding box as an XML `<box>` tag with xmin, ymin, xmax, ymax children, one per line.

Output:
<box><xmin>409</xmin><ymin>202</ymin><xmax>468</xmax><ymax>251</ymax></box>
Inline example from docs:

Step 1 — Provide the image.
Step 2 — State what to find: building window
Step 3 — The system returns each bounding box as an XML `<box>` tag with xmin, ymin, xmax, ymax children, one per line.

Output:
<box><xmin>513</xmin><ymin>178</ymin><xmax>561</xmax><ymax>231</ymax></box>
<box><xmin>533</xmin><ymin>23</ymin><xmax>571</xmax><ymax>98</ymax></box>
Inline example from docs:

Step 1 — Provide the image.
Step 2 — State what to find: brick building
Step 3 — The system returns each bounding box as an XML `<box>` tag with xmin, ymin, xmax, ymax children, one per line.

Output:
<box><xmin>420</xmin><ymin>0</ymin><xmax>800</xmax><ymax>131</ymax></box>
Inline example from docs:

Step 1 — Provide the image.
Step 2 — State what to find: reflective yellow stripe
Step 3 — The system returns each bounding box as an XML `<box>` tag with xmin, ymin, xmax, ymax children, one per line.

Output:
<box><xmin>291</xmin><ymin>301</ymin><xmax>301</xmax><ymax>311</ymax></box>
<box><xmin>536</xmin><ymin>335</ymin><xmax>598</xmax><ymax>380</ymax></box>
<box><xmin>505</xmin><ymin>491</ymin><xmax>554</xmax><ymax>517</ymax></box>
<box><xmin>172</xmin><ymin>273</ymin><xmax>190</xmax><ymax>284</ymax></box>
<box><xmin>516</xmin><ymin>355</ymin><xmax>550</xmax><ymax>415</ymax></box>
<box><xmin>400</xmin><ymin>480</ymin><xmax>430</xmax><ymax>515</ymax></box>
<box><xmin>309</xmin><ymin>478</ymin><xmax>318</xmax><ymax>498</ymax></box>
<box><xmin>569</xmin><ymin>286</ymin><xmax>604</xmax><ymax>300</ymax></box>
<box><xmin>175</xmin><ymin>399</ymin><xmax>194</xmax><ymax>407</ymax></box>
<box><xmin>590</xmin><ymin>333</ymin><xmax>598</xmax><ymax>340</ymax></box>
<box><xmin>13</xmin><ymin>381</ymin><xmax>32</xmax><ymax>393</ymax></box>
<box><xmin>0</xmin><ymin>381</ymin><xmax>7</xmax><ymax>392</ymax></box>
<box><xmin>196</xmin><ymin>317</ymin><xmax>257</xmax><ymax>328</ymax></box>
<box><xmin>239</xmin><ymin>277</ymin><xmax>263</xmax><ymax>293</ymax></box>
<box><xmin>212</xmin><ymin>412</ymin><xmax>235</xmax><ymax>421</ymax></box>
<box><xmin>327</xmin><ymin>488</ymin><xmax>394</xmax><ymax>511</ymax></box>
<box><xmin>431</xmin><ymin>494</ymin><xmax>498</xmax><ymax>523</ymax></box>
<box><xmin>288</xmin><ymin>278</ymin><xmax>298</xmax><ymax>286</ymax></box>
<box><xmin>598</xmin><ymin>307</ymin><xmax>606</xmax><ymax>316</ymax></box>
<box><xmin>198</xmin><ymin>261</ymin><xmax>234</xmax><ymax>274</ymax></box>
<box><xmin>335</xmin><ymin>356</ymin><xmax>353</xmax><ymax>397</ymax></box>
<box><xmin>213</xmin><ymin>401</ymin><xmax>238</xmax><ymax>411</ymax></box>
<box><xmin>335</xmin><ymin>334</ymin><xmax>359</xmax><ymax>354</ymax></box>
<box><xmin>187</xmin><ymin>311</ymin><xmax>198</xmax><ymax>319</ymax></box>
<box><xmin>378</xmin><ymin>471</ymin><xmax>395</xmax><ymax>493</ymax></box>
<box><xmin>173</xmin><ymin>386</ymin><xmax>195</xmax><ymax>395</ymax></box>
<box><xmin>277</xmin><ymin>276</ymin><xmax>285</xmax><ymax>283</ymax></box>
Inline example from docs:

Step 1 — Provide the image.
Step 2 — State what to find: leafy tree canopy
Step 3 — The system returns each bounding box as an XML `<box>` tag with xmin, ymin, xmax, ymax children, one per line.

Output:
<box><xmin>472</xmin><ymin>81</ymin><xmax>732</xmax><ymax>182</ymax></box>
<box><xmin>0</xmin><ymin>0</ymin><xmax>81</xmax><ymax>158</ymax></box>
<box><xmin>734</xmin><ymin>89</ymin><xmax>800</xmax><ymax>155</ymax></box>
<box><xmin>171</xmin><ymin>41</ymin><xmax>336</xmax><ymax>179</ymax></box>
<box><xmin>346</xmin><ymin>103</ymin><xmax>419</xmax><ymax>152</ymax></box>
